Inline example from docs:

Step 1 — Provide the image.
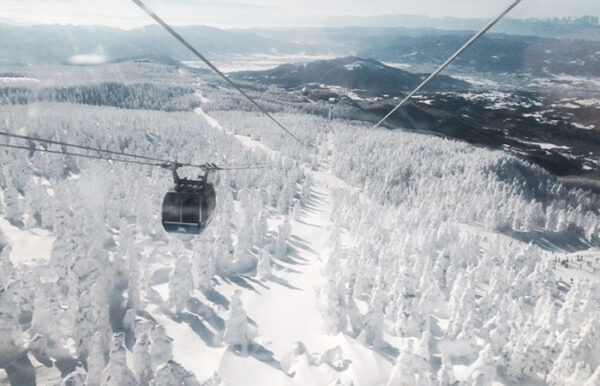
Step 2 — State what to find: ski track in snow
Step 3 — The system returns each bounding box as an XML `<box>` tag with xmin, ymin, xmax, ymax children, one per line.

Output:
<box><xmin>145</xmin><ymin>106</ymin><xmax>393</xmax><ymax>385</ymax></box>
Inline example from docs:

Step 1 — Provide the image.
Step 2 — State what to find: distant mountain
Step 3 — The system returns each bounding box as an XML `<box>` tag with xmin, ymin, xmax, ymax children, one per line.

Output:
<box><xmin>1</xmin><ymin>23</ymin><xmax>599</xmax><ymax>78</ymax></box>
<box><xmin>321</xmin><ymin>15</ymin><xmax>600</xmax><ymax>41</ymax></box>
<box><xmin>110</xmin><ymin>54</ymin><xmax>181</xmax><ymax>66</ymax></box>
<box><xmin>231</xmin><ymin>57</ymin><xmax>470</xmax><ymax>95</ymax></box>
<box><xmin>0</xmin><ymin>23</ymin><xmax>299</xmax><ymax>65</ymax></box>
<box><xmin>248</xmin><ymin>27</ymin><xmax>600</xmax><ymax>77</ymax></box>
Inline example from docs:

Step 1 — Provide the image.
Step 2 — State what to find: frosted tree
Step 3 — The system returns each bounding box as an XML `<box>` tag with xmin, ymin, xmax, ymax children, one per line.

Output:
<box><xmin>320</xmin><ymin>274</ymin><xmax>347</xmax><ymax>335</ymax></box>
<box><xmin>0</xmin><ymin>246</ymin><xmax>15</xmax><ymax>287</ymax></box>
<box><xmin>584</xmin><ymin>366</ymin><xmax>600</xmax><ymax>386</ymax></box>
<box><xmin>155</xmin><ymin>360</ymin><xmax>201</xmax><ymax>386</ymax></box>
<box><xmin>252</xmin><ymin>210</ymin><xmax>269</xmax><ymax>249</ymax></box>
<box><xmin>127</xmin><ymin>247</ymin><xmax>142</xmax><ymax>311</ymax></box>
<box><xmin>214</xmin><ymin>231</ymin><xmax>234</xmax><ymax>275</ymax></box>
<box><xmin>31</xmin><ymin>284</ymin><xmax>55</xmax><ymax>337</ymax></box>
<box><xmin>192</xmin><ymin>237</ymin><xmax>215</xmax><ymax>291</ymax></box>
<box><xmin>436</xmin><ymin>354</ymin><xmax>456</xmax><ymax>386</ymax></box>
<box><xmin>387</xmin><ymin>341</ymin><xmax>431</xmax><ymax>386</ymax></box>
<box><xmin>169</xmin><ymin>256</ymin><xmax>193</xmax><ymax>314</ymax></box>
<box><xmin>359</xmin><ymin>290</ymin><xmax>385</xmax><ymax>349</ymax></box>
<box><xmin>73</xmin><ymin>291</ymin><xmax>96</xmax><ymax>360</ymax></box>
<box><xmin>565</xmin><ymin>362</ymin><xmax>593</xmax><ymax>386</ymax></box>
<box><xmin>274</xmin><ymin>231</ymin><xmax>288</xmax><ymax>261</ymax></box>
<box><xmin>300</xmin><ymin>174</ymin><xmax>313</xmax><ymax>207</ymax></box>
<box><xmin>488</xmin><ymin>310</ymin><xmax>511</xmax><ymax>354</ymax></box>
<box><xmin>86</xmin><ymin>332</ymin><xmax>108</xmax><ymax>386</ymax></box>
<box><xmin>3</xmin><ymin>177</ymin><xmax>23</xmax><ymax>226</ymax></box>
<box><xmin>416</xmin><ymin>330</ymin><xmax>431</xmax><ymax>362</ymax></box>
<box><xmin>223</xmin><ymin>290</ymin><xmax>254</xmax><ymax>354</ymax></box>
<box><xmin>90</xmin><ymin>281</ymin><xmax>113</xmax><ymax>353</ymax></box>
<box><xmin>233</xmin><ymin>218</ymin><xmax>257</xmax><ymax>272</ymax></box>
<box><xmin>256</xmin><ymin>248</ymin><xmax>273</xmax><ymax>280</ymax></box>
<box><xmin>0</xmin><ymin>285</ymin><xmax>23</xmax><ymax>366</ymax></box>
<box><xmin>100</xmin><ymin>333</ymin><xmax>137</xmax><ymax>386</ymax></box>
<box><xmin>273</xmin><ymin>218</ymin><xmax>291</xmax><ymax>260</ymax></box>
<box><xmin>547</xmin><ymin>339</ymin><xmax>576</xmax><ymax>384</ymax></box>
<box><xmin>151</xmin><ymin>325</ymin><xmax>173</xmax><ymax>369</ymax></box>
<box><xmin>469</xmin><ymin>344</ymin><xmax>495</xmax><ymax>385</ymax></box>
<box><xmin>279</xmin><ymin>217</ymin><xmax>292</xmax><ymax>242</ymax></box>
<box><xmin>132</xmin><ymin>333</ymin><xmax>153</xmax><ymax>386</ymax></box>
<box><xmin>61</xmin><ymin>368</ymin><xmax>87</xmax><ymax>386</ymax></box>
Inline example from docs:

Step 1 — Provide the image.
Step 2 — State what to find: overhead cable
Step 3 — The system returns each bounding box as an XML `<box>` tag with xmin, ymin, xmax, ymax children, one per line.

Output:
<box><xmin>129</xmin><ymin>0</ymin><xmax>304</xmax><ymax>146</ymax></box>
<box><xmin>362</xmin><ymin>0</ymin><xmax>524</xmax><ymax>136</ymax></box>
<box><xmin>0</xmin><ymin>138</ymin><xmax>278</xmax><ymax>171</ymax></box>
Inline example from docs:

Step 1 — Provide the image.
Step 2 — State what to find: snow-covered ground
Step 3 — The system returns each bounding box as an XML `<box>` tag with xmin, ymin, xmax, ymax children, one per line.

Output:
<box><xmin>0</xmin><ymin>217</ymin><xmax>54</xmax><ymax>267</ymax></box>
<box><xmin>0</xmin><ymin>65</ymin><xmax>599</xmax><ymax>386</ymax></box>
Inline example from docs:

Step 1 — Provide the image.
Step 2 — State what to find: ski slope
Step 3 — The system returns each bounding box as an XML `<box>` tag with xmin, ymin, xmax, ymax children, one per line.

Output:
<box><xmin>1</xmin><ymin>69</ymin><xmax>599</xmax><ymax>385</ymax></box>
<box><xmin>144</xmin><ymin>108</ymin><xmax>393</xmax><ymax>385</ymax></box>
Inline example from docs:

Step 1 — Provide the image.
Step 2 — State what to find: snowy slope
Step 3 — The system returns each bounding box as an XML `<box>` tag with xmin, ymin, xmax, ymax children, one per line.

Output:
<box><xmin>0</xmin><ymin>65</ymin><xmax>599</xmax><ymax>386</ymax></box>
<box><xmin>143</xmin><ymin>108</ymin><xmax>394</xmax><ymax>386</ymax></box>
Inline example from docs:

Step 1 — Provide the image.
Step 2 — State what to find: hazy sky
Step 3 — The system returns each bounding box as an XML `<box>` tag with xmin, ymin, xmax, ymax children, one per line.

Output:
<box><xmin>3</xmin><ymin>0</ymin><xmax>600</xmax><ymax>29</ymax></box>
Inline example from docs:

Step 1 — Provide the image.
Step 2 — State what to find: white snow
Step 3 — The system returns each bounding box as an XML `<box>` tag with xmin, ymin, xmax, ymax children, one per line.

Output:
<box><xmin>167</xmin><ymin>105</ymin><xmax>395</xmax><ymax>385</ymax></box>
<box><xmin>578</xmin><ymin>99</ymin><xmax>600</xmax><ymax>107</ymax></box>
<box><xmin>1</xmin><ymin>67</ymin><xmax>599</xmax><ymax>386</ymax></box>
<box><xmin>194</xmin><ymin>90</ymin><xmax>210</xmax><ymax>104</ymax></box>
<box><xmin>453</xmin><ymin>75</ymin><xmax>499</xmax><ymax>87</ymax></box>
<box><xmin>0</xmin><ymin>217</ymin><xmax>54</xmax><ymax>266</ymax></box>
<box><xmin>0</xmin><ymin>77</ymin><xmax>40</xmax><ymax>83</ymax></box>
<box><xmin>515</xmin><ymin>139</ymin><xmax>570</xmax><ymax>150</ymax></box>
<box><xmin>382</xmin><ymin>62</ymin><xmax>411</xmax><ymax>69</ymax></box>
<box><xmin>184</xmin><ymin>54</ymin><xmax>336</xmax><ymax>73</ymax></box>
<box><xmin>572</xmin><ymin>122</ymin><xmax>596</xmax><ymax>130</ymax></box>
<box><xmin>68</xmin><ymin>54</ymin><xmax>108</xmax><ymax>65</ymax></box>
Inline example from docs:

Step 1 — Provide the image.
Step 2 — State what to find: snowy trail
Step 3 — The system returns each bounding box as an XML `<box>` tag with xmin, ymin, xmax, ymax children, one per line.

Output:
<box><xmin>158</xmin><ymin>107</ymin><xmax>392</xmax><ymax>385</ymax></box>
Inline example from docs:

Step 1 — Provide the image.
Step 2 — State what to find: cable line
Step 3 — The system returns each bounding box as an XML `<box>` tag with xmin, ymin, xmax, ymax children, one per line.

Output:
<box><xmin>0</xmin><ymin>138</ymin><xmax>279</xmax><ymax>171</ymax></box>
<box><xmin>129</xmin><ymin>0</ymin><xmax>304</xmax><ymax>146</ymax></box>
<box><xmin>0</xmin><ymin>130</ymin><xmax>278</xmax><ymax>171</ymax></box>
<box><xmin>0</xmin><ymin>130</ymin><xmax>165</xmax><ymax>163</ymax></box>
<box><xmin>362</xmin><ymin>0</ymin><xmax>524</xmax><ymax>137</ymax></box>
<box><xmin>0</xmin><ymin>143</ymin><xmax>163</xmax><ymax>167</ymax></box>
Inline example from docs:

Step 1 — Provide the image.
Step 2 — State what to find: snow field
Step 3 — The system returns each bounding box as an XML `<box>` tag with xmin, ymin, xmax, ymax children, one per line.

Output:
<box><xmin>0</xmin><ymin>65</ymin><xmax>599</xmax><ymax>386</ymax></box>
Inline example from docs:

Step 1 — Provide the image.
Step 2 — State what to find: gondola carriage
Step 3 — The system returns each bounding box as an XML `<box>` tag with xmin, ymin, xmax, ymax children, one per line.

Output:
<box><xmin>161</xmin><ymin>167</ymin><xmax>216</xmax><ymax>234</ymax></box>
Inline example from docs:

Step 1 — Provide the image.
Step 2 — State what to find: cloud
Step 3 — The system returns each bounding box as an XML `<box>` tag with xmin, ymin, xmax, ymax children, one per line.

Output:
<box><xmin>68</xmin><ymin>54</ymin><xmax>108</xmax><ymax>65</ymax></box>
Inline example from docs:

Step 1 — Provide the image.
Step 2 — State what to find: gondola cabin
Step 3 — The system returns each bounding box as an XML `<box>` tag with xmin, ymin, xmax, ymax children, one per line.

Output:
<box><xmin>161</xmin><ymin>169</ymin><xmax>216</xmax><ymax>234</ymax></box>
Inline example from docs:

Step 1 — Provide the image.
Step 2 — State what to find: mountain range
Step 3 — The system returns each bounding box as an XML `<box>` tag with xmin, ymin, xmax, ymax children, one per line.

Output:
<box><xmin>1</xmin><ymin>23</ymin><xmax>599</xmax><ymax>77</ymax></box>
<box><xmin>231</xmin><ymin>57</ymin><xmax>470</xmax><ymax>95</ymax></box>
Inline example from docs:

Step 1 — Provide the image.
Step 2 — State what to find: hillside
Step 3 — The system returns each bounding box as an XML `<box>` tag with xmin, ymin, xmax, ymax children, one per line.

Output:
<box><xmin>231</xmin><ymin>57</ymin><xmax>470</xmax><ymax>95</ymax></box>
<box><xmin>0</xmin><ymin>62</ymin><xmax>599</xmax><ymax>385</ymax></box>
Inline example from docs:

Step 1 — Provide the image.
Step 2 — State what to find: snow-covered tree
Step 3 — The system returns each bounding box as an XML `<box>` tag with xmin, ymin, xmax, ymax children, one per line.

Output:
<box><xmin>256</xmin><ymin>248</ymin><xmax>273</xmax><ymax>280</ymax></box>
<box><xmin>436</xmin><ymin>354</ymin><xmax>456</xmax><ymax>386</ymax></box>
<box><xmin>359</xmin><ymin>294</ymin><xmax>384</xmax><ymax>349</ymax></box>
<box><xmin>151</xmin><ymin>325</ymin><xmax>173</xmax><ymax>369</ymax></box>
<box><xmin>132</xmin><ymin>333</ymin><xmax>153</xmax><ymax>386</ymax></box>
<box><xmin>61</xmin><ymin>368</ymin><xmax>87</xmax><ymax>386</ymax></box>
<box><xmin>86</xmin><ymin>332</ymin><xmax>107</xmax><ymax>386</ymax></box>
<box><xmin>169</xmin><ymin>256</ymin><xmax>193</xmax><ymax>314</ymax></box>
<box><xmin>155</xmin><ymin>360</ymin><xmax>201</xmax><ymax>386</ymax></box>
<box><xmin>192</xmin><ymin>237</ymin><xmax>215</xmax><ymax>291</ymax></box>
<box><xmin>223</xmin><ymin>290</ymin><xmax>254</xmax><ymax>353</ymax></box>
<box><xmin>469</xmin><ymin>344</ymin><xmax>495</xmax><ymax>385</ymax></box>
<box><xmin>100</xmin><ymin>333</ymin><xmax>137</xmax><ymax>386</ymax></box>
<box><xmin>387</xmin><ymin>342</ymin><xmax>432</xmax><ymax>386</ymax></box>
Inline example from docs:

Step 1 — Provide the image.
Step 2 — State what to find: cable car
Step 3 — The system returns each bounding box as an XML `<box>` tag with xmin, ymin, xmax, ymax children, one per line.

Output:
<box><xmin>161</xmin><ymin>168</ymin><xmax>216</xmax><ymax>234</ymax></box>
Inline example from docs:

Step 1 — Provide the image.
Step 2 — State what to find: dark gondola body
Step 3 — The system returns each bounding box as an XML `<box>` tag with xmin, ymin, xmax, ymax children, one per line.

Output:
<box><xmin>161</xmin><ymin>171</ymin><xmax>216</xmax><ymax>234</ymax></box>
